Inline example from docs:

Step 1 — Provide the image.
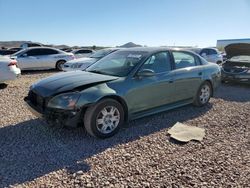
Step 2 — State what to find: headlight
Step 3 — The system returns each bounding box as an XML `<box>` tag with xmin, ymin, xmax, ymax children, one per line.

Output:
<box><xmin>47</xmin><ymin>92</ymin><xmax>81</xmax><ymax>109</ymax></box>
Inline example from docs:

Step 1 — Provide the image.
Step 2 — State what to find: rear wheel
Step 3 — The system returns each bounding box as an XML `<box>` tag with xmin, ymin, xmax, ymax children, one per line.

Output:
<box><xmin>56</xmin><ymin>60</ymin><xmax>66</xmax><ymax>71</ymax></box>
<box><xmin>193</xmin><ymin>81</ymin><xmax>212</xmax><ymax>107</ymax></box>
<box><xmin>84</xmin><ymin>99</ymin><xmax>124</xmax><ymax>138</ymax></box>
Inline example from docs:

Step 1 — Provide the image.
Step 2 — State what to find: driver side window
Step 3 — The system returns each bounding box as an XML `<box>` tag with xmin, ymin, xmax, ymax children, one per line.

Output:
<box><xmin>140</xmin><ymin>52</ymin><xmax>171</xmax><ymax>73</ymax></box>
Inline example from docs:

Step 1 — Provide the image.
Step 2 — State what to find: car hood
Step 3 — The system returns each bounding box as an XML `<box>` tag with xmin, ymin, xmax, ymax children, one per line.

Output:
<box><xmin>225</xmin><ymin>43</ymin><xmax>250</xmax><ymax>58</ymax></box>
<box><xmin>31</xmin><ymin>71</ymin><xmax>118</xmax><ymax>97</ymax></box>
<box><xmin>65</xmin><ymin>57</ymin><xmax>98</xmax><ymax>65</ymax></box>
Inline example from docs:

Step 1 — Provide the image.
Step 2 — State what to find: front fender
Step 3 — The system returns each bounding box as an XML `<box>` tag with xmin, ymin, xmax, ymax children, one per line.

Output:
<box><xmin>75</xmin><ymin>83</ymin><xmax>118</xmax><ymax>108</ymax></box>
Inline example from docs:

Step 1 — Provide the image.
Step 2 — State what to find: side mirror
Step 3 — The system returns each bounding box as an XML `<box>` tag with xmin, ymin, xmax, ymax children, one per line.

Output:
<box><xmin>136</xmin><ymin>69</ymin><xmax>155</xmax><ymax>77</ymax></box>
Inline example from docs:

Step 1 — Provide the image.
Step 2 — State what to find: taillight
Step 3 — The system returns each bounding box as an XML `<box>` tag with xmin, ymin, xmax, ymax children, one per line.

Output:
<box><xmin>8</xmin><ymin>60</ymin><xmax>18</xmax><ymax>67</ymax></box>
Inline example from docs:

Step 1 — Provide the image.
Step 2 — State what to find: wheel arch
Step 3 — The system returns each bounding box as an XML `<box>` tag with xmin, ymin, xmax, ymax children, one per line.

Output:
<box><xmin>55</xmin><ymin>59</ymin><xmax>66</xmax><ymax>68</ymax></box>
<box><xmin>203</xmin><ymin>79</ymin><xmax>213</xmax><ymax>96</ymax></box>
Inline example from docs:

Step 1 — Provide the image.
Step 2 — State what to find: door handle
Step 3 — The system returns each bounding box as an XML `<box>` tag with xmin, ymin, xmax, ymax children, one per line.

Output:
<box><xmin>198</xmin><ymin>72</ymin><xmax>202</xmax><ymax>76</ymax></box>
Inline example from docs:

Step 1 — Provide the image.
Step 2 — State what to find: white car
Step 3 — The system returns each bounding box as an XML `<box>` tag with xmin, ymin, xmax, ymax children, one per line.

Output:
<box><xmin>11</xmin><ymin>47</ymin><xmax>75</xmax><ymax>70</ymax></box>
<box><xmin>199</xmin><ymin>48</ymin><xmax>223</xmax><ymax>64</ymax></box>
<box><xmin>62</xmin><ymin>48</ymin><xmax>121</xmax><ymax>71</ymax></box>
<box><xmin>0</xmin><ymin>56</ymin><xmax>21</xmax><ymax>83</ymax></box>
<box><xmin>188</xmin><ymin>47</ymin><xmax>223</xmax><ymax>64</ymax></box>
<box><xmin>72</xmin><ymin>49</ymin><xmax>95</xmax><ymax>59</ymax></box>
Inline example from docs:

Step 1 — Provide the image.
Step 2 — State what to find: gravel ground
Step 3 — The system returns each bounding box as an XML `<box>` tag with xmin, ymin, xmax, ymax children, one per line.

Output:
<box><xmin>0</xmin><ymin>71</ymin><xmax>249</xmax><ymax>187</ymax></box>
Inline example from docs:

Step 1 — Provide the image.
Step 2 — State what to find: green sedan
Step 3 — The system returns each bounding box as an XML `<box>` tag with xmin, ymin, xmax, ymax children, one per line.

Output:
<box><xmin>24</xmin><ymin>47</ymin><xmax>221</xmax><ymax>138</ymax></box>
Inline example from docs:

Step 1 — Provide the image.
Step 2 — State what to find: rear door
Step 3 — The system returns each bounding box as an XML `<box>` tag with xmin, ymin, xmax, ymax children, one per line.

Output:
<box><xmin>171</xmin><ymin>51</ymin><xmax>203</xmax><ymax>101</ymax></box>
<box><xmin>37</xmin><ymin>48</ymin><xmax>59</xmax><ymax>68</ymax></box>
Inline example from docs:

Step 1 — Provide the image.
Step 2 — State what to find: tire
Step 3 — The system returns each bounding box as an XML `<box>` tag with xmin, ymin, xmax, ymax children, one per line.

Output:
<box><xmin>193</xmin><ymin>81</ymin><xmax>212</xmax><ymax>107</ymax></box>
<box><xmin>84</xmin><ymin>99</ymin><xmax>125</xmax><ymax>138</ymax></box>
<box><xmin>56</xmin><ymin>60</ymin><xmax>66</xmax><ymax>71</ymax></box>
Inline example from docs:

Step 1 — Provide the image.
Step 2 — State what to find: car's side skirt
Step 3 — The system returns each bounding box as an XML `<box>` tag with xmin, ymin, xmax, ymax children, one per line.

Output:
<box><xmin>129</xmin><ymin>98</ymin><xmax>193</xmax><ymax>121</ymax></box>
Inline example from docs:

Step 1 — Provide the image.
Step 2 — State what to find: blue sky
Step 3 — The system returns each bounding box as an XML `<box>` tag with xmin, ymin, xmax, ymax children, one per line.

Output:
<box><xmin>0</xmin><ymin>0</ymin><xmax>250</xmax><ymax>47</ymax></box>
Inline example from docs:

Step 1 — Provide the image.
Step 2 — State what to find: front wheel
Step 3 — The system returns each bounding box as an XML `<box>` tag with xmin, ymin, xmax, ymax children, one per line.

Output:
<box><xmin>84</xmin><ymin>99</ymin><xmax>125</xmax><ymax>138</ymax></box>
<box><xmin>193</xmin><ymin>81</ymin><xmax>212</xmax><ymax>107</ymax></box>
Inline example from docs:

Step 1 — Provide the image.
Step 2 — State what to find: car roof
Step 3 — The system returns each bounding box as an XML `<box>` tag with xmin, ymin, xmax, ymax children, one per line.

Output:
<box><xmin>102</xmin><ymin>47</ymin><xmax>123</xmax><ymax>51</ymax></box>
<box><xmin>116</xmin><ymin>47</ymin><xmax>198</xmax><ymax>55</ymax></box>
<box><xmin>25</xmin><ymin>46</ymin><xmax>58</xmax><ymax>49</ymax></box>
<box><xmin>201</xmin><ymin>47</ymin><xmax>218</xmax><ymax>50</ymax></box>
<box><xmin>24</xmin><ymin>46</ymin><xmax>64</xmax><ymax>51</ymax></box>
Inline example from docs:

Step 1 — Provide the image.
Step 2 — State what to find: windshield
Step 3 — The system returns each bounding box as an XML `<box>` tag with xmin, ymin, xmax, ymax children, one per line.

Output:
<box><xmin>230</xmin><ymin>55</ymin><xmax>250</xmax><ymax>62</ymax></box>
<box><xmin>90</xmin><ymin>49</ymin><xmax>115</xmax><ymax>58</ymax></box>
<box><xmin>86</xmin><ymin>51</ymin><xmax>147</xmax><ymax>77</ymax></box>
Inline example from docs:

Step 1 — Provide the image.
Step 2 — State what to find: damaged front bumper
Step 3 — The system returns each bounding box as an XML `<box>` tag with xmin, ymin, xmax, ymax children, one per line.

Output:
<box><xmin>24</xmin><ymin>97</ymin><xmax>82</xmax><ymax>127</ymax></box>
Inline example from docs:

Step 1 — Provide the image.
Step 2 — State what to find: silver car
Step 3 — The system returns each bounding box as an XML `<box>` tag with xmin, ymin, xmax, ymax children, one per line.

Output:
<box><xmin>72</xmin><ymin>49</ymin><xmax>95</xmax><ymax>59</ymax></box>
<box><xmin>62</xmin><ymin>48</ymin><xmax>121</xmax><ymax>71</ymax></box>
<box><xmin>11</xmin><ymin>47</ymin><xmax>75</xmax><ymax>70</ymax></box>
<box><xmin>199</xmin><ymin>48</ymin><xmax>223</xmax><ymax>64</ymax></box>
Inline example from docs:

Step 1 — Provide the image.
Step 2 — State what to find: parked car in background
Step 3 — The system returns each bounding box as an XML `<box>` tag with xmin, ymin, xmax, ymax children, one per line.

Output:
<box><xmin>0</xmin><ymin>56</ymin><xmax>21</xmax><ymax>83</ymax></box>
<box><xmin>0</xmin><ymin>47</ymin><xmax>22</xmax><ymax>56</ymax></box>
<box><xmin>60</xmin><ymin>48</ymin><xmax>73</xmax><ymax>52</ymax></box>
<box><xmin>25</xmin><ymin>47</ymin><xmax>221</xmax><ymax>138</ymax></box>
<box><xmin>71</xmin><ymin>49</ymin><xmax>95</xmax><ymax>58</ymax></box>
<box><xmin>62</xmin><ymin>48</ymin><xmax>120</xmax><ymax>71</ymax></box>
<box><xmin>20</xmin><ymin>42</ymin><xmax>42</xmax><ymax>49</ymax></box>
<box><xmin>221</xmin><ymin>43</ymin><xmax>250</xmax><ymax>83</ymax></box>
<box><xmin>11</xmin><ymin>47</ymin><xmax>75</xmax><ymax>71</ymax></box>
<box><xmin>199</xmin><ymin>48</ymin><xmax>223</xmax><ymax>64</ymax></box>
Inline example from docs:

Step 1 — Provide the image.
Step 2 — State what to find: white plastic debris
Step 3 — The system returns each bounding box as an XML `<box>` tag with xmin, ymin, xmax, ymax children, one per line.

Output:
<box><xmin>168</xmin><ymin>122</ymin><xmax>205</xmax><ymax>142</ymax></box>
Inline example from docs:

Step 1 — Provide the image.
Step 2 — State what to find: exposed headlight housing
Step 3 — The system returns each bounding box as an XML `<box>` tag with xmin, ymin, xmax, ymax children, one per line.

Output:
<box><xmin>47</xmin><ymin>92</ymin><xmax>81</xmax><ymax>110</ymax></box>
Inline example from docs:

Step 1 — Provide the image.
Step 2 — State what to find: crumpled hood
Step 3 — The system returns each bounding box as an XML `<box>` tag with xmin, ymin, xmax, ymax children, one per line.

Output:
<box><xmin>65</xmin><ymin>57</ymin><xmax>98</xmax><ymax>65</ymax></box>
<box><xmin>225</xmin><ymin>43</ymin><xmax>250</xmax><ymax>58</ymax></box>
<box><xmin>31</xmin><ymin>71</ymin><xmax>118</xmax><ymax>97</ymax></box>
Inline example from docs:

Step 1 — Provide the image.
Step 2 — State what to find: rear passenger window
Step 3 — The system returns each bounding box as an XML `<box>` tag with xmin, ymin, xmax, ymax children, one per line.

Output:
<box><xmin>173</xmin><ymin>52</ymin><xmax>196</xmax><ymax>69</ymax></box>
<box><xmin>26</xmin><ymin>49</ymin><xmax>42</xmax><ymax>56</ymax></box>
<box><xmin>200</xmin><ymin>49</ymin><xmax>208</xmax><ymax>56</ymax></box>
<box><xmin>40</xmin><ymin>49</ymin><xmax>59</xmax><ymax>55</ymax></box>
<box><xmin>208</xmin><ymin>49</ymin><xmax>217</xmax><ymax>55</ymax></box>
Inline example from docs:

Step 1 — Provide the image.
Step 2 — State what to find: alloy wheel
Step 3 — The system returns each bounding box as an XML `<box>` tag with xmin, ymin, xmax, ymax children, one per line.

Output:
<box><xmin>96</xmin><ymin>106</ymin><xmax>120</xmax><ymax>134</ymax></box>
<box><xmin>199</xmin><ymin>84</ymin><xmax>211</xmax><ymax>104</ymax></box>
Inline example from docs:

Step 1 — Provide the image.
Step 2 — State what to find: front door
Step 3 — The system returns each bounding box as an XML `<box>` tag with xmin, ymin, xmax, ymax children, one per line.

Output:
<box><xmin>126</xmin><ymin>51</ymin><xmax>175</xmax><ymax>114</ymax></box>
<box><xmin>17</xmin><ymin>49</ymin><xmax>42</xmax><ymax>69</ymax></box>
